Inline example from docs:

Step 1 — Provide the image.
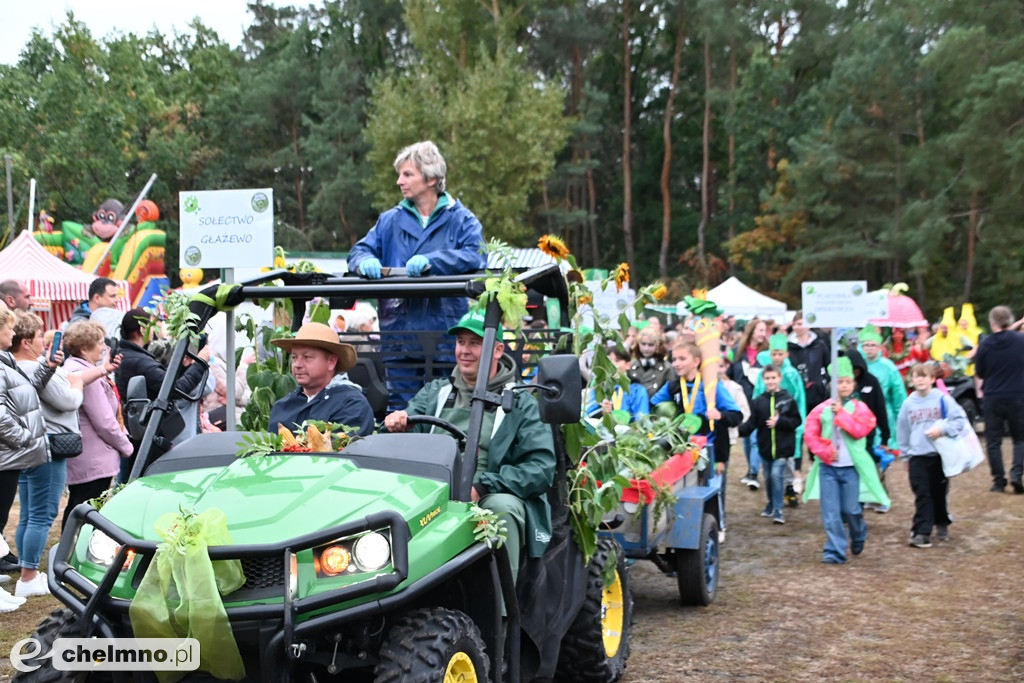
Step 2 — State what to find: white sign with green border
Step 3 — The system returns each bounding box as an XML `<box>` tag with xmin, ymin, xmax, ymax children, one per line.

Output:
<box><xmin>178</xmin><ymin>189</ymin><xmax>274</xmax><ymax>269</ymax></box>
<box><xmin>801</xmin><ymin>281</ymin><xmax>887</xmax><ymax>327</ymax></box>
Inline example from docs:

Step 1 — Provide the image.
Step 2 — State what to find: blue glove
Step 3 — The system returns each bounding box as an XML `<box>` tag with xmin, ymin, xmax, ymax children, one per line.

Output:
<box><xmin>359</xmin><ymin>257</ymin><xmax>382</xmax><ymax>279</ymax></box>
<box><xmin>406</xmin><ymin>254</ymin><xmax>430</xmax><ymax>277</ymax></box>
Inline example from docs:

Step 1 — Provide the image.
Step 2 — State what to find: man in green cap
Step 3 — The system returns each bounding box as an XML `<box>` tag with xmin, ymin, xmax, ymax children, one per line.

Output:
<box><xmin>859</xmin><ymin>324</ymin><xmax>906</xmax><ymax>448</ymax></box>
<box><xmin>802</xmin><ymin>356</ymin><xmax>890</xmax><ymax>564</ymax></box>
<box><xmin>383</xmin><ymin>309</ymin><xmax>556</xmax><ymax>583</ymax></box>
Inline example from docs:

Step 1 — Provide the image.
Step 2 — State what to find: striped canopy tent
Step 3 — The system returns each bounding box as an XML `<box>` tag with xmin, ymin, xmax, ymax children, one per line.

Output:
<box><xmin>0</xmin><ymin>232</ymin><xmax>129</xmax><ymax>328</ymax></box>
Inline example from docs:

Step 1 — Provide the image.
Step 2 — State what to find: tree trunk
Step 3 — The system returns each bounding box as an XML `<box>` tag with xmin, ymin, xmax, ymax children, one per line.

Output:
<box><xmin>964</xmin><ymin>191</ymin><xmax>980</xmax><ymax>301</ymax></box>
<box><xmin>658</xmin><ymin>0</ymin><xmax>686</xmax><ymax>281</ymax></box>
<box><xmin>586</xmin><ymin>148</ymin><xmax>599</xmax><ymax>266</ymax></box>
<box><xmin>622</xmin><ymin>0</ymin><xmax>635</xmax><ymax>278</ymax></box>
<box><xmin>695</xmin><ymin>34</ymin><xmax>713</xmax><ymax>283</ymax></box>
<box><xmin>727</xmin><ymin>43</ymin><xmax>737</xmax><ymax>277</ymax></box>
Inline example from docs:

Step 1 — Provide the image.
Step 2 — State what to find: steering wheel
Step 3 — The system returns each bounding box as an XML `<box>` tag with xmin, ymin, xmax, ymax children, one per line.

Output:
<box><xmin>405</xmin><ymin>415</ymin><xmax>468</xmax><ymax>448</ymax></box>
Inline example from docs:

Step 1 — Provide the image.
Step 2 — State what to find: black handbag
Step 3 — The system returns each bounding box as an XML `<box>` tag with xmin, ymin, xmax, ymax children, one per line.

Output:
<box><xmin>48</xmin><ymin>432</ymin><xmax>83</xmax><ymax>459</ymax></box>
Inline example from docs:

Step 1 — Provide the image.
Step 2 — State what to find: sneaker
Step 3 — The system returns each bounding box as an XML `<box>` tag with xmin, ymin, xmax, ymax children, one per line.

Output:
<box><xmin>874</xmin><ymin>504</ymin><xmax>889</xmax><ymax>514</ymax></box>
<box><xmin>760</xmin><ymin>505</ymin><xmax>772</xmax><ymax>518</ymax></box>
<box><xmin>851</xmin><ymin>541</ymin><xmax>865</xmax><ymax>555</ymax></box>
<box><xmin>14</xmin><ymin>572</ymin><xmax>50</xmax><ymax>598</ymax></box>
<box><xmin>0</xmin><ymin>586</ymin><xmax>26</xmax><ymax>606</ymax></box>
<box><xmin>0</xmin><ymin>573</ymin><xmax>10</xmax><ymax>584</ymax></box>
<box><xmin>0</xmin><ymin>552</ymin><xmax>19</xmax><ymax>573</ymax></box>
<box><xmin>908</xmin><ymin>534</ymin><xmax>932</xmax><ymax>548</ymax></box>
<box><xmin>747</xmin><ymin>478</ymin><xmax>761</xmax><ymax>491</ymax></box>
<box><xmin>740</xmin><ymin>474</ymin><xmax>753</xmax><ymax>486</ymax></box>
<box><xmin>772</xmin><ymin>512</ymin><xmax>785</xmax><ymax>525</ymax></box>
<box><xmin>936</xmin><ymin>525</ymin><xmax>950</xmax><ymax>541</ymax></box>
<box><xmin>990</xmin><ymin>483</ymin><xmax>1006</xmax><ymax>493</ymax></box>
<box><xmin>1012</xmin><ymin>480</ymin><xmax>1024</xmax><ymax>495</ymax></box>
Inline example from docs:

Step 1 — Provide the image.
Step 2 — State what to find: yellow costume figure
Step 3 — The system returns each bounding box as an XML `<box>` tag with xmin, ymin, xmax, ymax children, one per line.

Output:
<box><xmin>956</xmin><ymin>303</ymin><xmax>982</xmax><ymax>376</ymax></box>
<box><xmin>930</xmin><ymin>306</ymin><xmax>959</xmax><ymax>362</ymax></box>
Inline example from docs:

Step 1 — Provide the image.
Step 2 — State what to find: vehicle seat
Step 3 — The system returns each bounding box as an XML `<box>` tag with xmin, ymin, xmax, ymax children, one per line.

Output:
<box><xmin>348</xmin><ymin>357</ymin><xmax>389</xmax><ymax>421</ymax></box>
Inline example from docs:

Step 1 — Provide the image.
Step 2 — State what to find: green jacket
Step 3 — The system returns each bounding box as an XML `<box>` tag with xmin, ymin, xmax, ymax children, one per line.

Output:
<box><xmin>405</xmin><ymin>356</ymin><xmax>556</xmax><ymax>557</ymax></box>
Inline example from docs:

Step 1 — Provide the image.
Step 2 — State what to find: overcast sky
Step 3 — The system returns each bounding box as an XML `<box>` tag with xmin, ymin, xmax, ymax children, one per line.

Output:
<box><xmin>1</xmin><ymin>1</ymin><xmax>284</xmax><ymax>65</ymax></box>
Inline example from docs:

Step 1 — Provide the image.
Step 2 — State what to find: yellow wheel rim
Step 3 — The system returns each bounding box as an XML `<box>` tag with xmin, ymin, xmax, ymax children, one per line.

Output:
<box><xmin>601</xmin><ymin>569</ymin><xmax>625</xmax><ymax>657</ymax></box>
<box><xmin>444</xmin><ymin>651</ymin><xmax>478</xmax><ymax>683</ymax></box>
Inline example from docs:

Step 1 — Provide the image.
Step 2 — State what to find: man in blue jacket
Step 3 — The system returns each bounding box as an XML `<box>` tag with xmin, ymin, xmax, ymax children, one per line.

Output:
<box><xmin>269</xmin><ymin>323</ymin><xmax>375</xmax><ymax>438</ymax></box>
<box><xmin>347</xmin><ymin>141</ymin><xmax>486</xmax><ymax>409</ymax></box>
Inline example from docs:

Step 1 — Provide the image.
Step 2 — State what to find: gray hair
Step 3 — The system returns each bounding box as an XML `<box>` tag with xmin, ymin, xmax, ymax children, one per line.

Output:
<box><xmin>989</xmin><ymin>305</ymin><xmax>1014</xmax><ymax>331</ymax></box>
<box><xmin>393</xmin><ymin>140</ymin><xmax>447</xmax><ymax>194</ymax></box>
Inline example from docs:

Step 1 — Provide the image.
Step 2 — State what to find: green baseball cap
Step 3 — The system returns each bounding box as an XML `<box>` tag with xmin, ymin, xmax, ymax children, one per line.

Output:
<box><xmin>448</xmin><ymin>310</ymin><xmax>504</xmax><ymax>339</ymax></box>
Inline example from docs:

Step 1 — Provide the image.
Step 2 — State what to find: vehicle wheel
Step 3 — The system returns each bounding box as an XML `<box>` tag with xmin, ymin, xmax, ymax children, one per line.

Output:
<box><xmin>554</xmin><ymin>538</ymin><xmax>633</xmax><ymax>683</ymax></box>
<box><xmin>374</xmin><ymin>607</ymin><xmax>489</xmax><ymax>683</ymax></box>
<box><xmin>957</xmin><ymin>395</ymin><xmax>982</xmax><ymax>433</ymax></box>
<box><xmin>676</xmin><ymin>512</ymin><xmax>719</xmax><ymax>606</ymax></box>
<box><xmin>12</xmin><ymin>609</ymin><xmax>99</xmax><ymax>682</ymax></box>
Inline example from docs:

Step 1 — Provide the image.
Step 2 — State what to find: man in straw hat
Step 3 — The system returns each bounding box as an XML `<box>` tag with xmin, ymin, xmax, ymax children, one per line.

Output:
<box><xmin>269</xmin><ymin>323</ymin><xmax>375</xmax><ymax>437</ymax></box>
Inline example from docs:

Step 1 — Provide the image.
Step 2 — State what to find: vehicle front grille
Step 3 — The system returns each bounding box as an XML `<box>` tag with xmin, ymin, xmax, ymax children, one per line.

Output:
<box><xmin>240</xmin><ymin>556</ymin><xmax>285</xmax><ymax>591</ymax></box>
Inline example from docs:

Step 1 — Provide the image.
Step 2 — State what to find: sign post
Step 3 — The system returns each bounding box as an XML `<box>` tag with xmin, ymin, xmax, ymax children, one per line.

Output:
<box><xmin>179</xmin><ymin>189</ymin><xmax>274</xmax><ymax>431</ymax></box>
<box><xmin>802</xmin><ymin>281</ymin><xmax>888</xmax><ymax>450</ymax></box>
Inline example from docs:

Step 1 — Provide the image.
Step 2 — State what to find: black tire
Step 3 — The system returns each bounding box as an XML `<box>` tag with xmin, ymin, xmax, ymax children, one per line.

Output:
<box><xmin>957</xmin><ymin>394</ymin><xmax>982</xmax><ymax>434</ymax></box>
<box><xmin>676</xmin><ymin>512</ymin><xmax>720</xmax><ymax>606</ymax></box>
<box><xmin>374</xmin><ymin>607</ymin><xmax>489</xmax><ymax>683</ymax></box>
<box><xmin>554</xmin><ymin>538</ymin><xmax>633</xmax><ymax>683</ymax></box>
<box><xmin>12</xmin><ymin>609</ymin><xmax>97</xmax><ymax>682</ymax></box>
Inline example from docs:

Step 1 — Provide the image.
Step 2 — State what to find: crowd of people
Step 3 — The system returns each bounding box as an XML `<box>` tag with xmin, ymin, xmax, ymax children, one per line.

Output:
<box><xmin>3</xmin><ymin>138</ymin><xmax>1020</xmax><ymax>618</ymax></box>
<box><xmin>572</xmin><ymin>299</ymin><xmax>1023</xmax><ymax>564</ymax></box>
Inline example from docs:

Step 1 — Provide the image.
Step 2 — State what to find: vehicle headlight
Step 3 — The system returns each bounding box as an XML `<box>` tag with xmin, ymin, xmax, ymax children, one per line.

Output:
<box><xmin>87</xmin><ymin>530</ymin><xmax>119</xmax><ymax>566</ymax></box>
<box><xmin>352</xmin><ymin>532</ymin><xmax>391</xmax><ymax>571</ymax></box>
<box><xmin>287</xmin><ymin>552</ymin><xmax>298</xmax><ymax>599</ymax></box>
<box><xmin>319</xmin><ymin>545</ymin><xmax>351</xmax><ymax>577</ymax></box>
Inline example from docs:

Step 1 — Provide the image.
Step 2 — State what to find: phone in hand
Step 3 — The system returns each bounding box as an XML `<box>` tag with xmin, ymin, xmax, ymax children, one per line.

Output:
<box><xmin>49</xmin><ymin>330</ymin><xmax>63</xmax><ymax>363</ymax></box>
<box><xmin>107</xmin><ymin>337</ymin><xmax>119</xmax><ymax>361</ymax></box>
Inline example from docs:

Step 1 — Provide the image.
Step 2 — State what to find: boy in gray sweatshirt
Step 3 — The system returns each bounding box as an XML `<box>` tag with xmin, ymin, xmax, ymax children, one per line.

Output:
<box><xmin>896</xmin><ymin>363</ymin><xmax>967</xmax><ymax>548</ymax></box>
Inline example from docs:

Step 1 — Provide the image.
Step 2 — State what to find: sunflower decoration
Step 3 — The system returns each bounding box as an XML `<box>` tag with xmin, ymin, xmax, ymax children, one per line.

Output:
<box><xmin>538</xmin><ymin>234</ymin><xmax>570</xmax><ymax>260</ymax></box>
<box><xmin>614</xmin><ymin>263</ymin><xmax>630</xmax><ymax>292</ymax></box>
<box><xmin>577</xmin><ymin>293</ymin><xmax>594</xmax><ymax>306</ymax></box>
<box><xmin>652</xmin><ymin>283</ymin><xmax>668</xmax><ymax>301</ymax></box>
<box><xmin>237</xmin><ymin>421</ymin><xmax>357</xmax><ymax>457</ymax></box>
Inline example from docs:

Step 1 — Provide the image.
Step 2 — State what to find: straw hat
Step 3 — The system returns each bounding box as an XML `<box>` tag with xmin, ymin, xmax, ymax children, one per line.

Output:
<box><xmin>271</xmin><ymin>323</ymin><xmax>357</xmax><ymax>372</ymax></box>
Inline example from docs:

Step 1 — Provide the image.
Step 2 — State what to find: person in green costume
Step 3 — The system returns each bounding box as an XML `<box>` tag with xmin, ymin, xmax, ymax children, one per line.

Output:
<box><xmin>803</xmin><ymin>356</ymin><xmax>890</xmax><ymax>564</ymax></box>
<box><xmin>859</xmin><ymin>324</ymin><xmax>906</xmax><ymax>449</ymax></box>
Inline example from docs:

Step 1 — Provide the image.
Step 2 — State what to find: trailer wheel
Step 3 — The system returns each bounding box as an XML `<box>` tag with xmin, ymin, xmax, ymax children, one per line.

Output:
<box><xmin>676</xmin><ymin>512</ymin><xmax>719</xmax><ymax>606</ymax></box>
<box><xmin>374</xmin><ymin>607</ymin><xmax>489</xmax><ymax>683</ymax></box>
<box><xmin>555</xmin><ymin>538</ymin><xmax>633</xmax><ymax>683</ymax></box>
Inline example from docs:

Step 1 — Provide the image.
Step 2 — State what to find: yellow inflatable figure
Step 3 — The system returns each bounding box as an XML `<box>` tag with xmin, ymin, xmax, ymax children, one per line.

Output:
<box><xmin>930</xmin><ymin>306</ymin><xmax>959</xmax><ymax>362</ymax></box>
<box><xmin>956</xmin><ymin>303</ymin><xmax>982</xmax><ymax>375</ymax></box>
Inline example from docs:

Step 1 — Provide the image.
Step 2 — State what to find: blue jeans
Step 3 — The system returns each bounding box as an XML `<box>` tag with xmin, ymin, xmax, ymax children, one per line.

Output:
<box><xmin>818</xmin><ymin>464</ymin><xmax>866</xmax><ymax>563</ymax></box>
<box><xmin>743</xmin><ymin>434</ymin><xmax>761</xmax><ymax>478</ymax></box>
<box><xmin>16</xmin><ymin>460</ymin><xmax>67</xmax><ymax>570</ymax></box>
<box><xmin>761</xmin><ymin>456</ymin><xmax>788</xmax><ymax>514</ymax></box>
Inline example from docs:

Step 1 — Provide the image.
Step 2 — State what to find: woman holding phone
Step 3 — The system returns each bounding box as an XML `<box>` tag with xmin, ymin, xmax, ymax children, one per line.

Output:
<box><xmin>10</xmin><ymin>312</ymin><xmax>120</xmax><ymax>598</ymax></box>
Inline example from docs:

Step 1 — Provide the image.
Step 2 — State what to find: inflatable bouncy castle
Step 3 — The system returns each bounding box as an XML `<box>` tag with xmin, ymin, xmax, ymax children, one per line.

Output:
<box><xmin>34</xmin><ymin>199</ymin><xmax>169</xmax><ymax>308</ymax></box>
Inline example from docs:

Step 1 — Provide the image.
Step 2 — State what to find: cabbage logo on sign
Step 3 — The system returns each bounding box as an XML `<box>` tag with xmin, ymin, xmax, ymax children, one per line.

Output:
<box><xmin>251</xmin><ymin>192</ymin><xmax>270</xmax><ymax>212</ymax></box>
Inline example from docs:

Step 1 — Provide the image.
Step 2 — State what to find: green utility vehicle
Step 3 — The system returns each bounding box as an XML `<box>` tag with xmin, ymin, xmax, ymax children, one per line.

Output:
<box><xmin>16</xmin><ymin>264</ymin><xmax>633</xmax><ymax>683</ymax></box>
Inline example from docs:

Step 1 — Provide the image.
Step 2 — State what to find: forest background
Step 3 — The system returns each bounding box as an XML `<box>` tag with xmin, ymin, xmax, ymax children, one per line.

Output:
<box><xmin>0</xmin><ymin>0</ymin><xmax>1021</xmax><ymax>319</ymax></box>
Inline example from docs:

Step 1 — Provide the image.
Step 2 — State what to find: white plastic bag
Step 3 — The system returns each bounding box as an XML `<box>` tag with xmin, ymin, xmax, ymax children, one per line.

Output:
<box><xmin>934</xmin><ymin>426</ymin><xmax>985</xmax><ymax>477</ymax></box>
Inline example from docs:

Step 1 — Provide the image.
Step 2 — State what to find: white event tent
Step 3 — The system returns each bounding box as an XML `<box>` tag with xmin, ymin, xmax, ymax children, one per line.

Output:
<box><xmin>699</xmin><ymin>276</ymin><xmax>787</xmax><ymax>319</ymax></box>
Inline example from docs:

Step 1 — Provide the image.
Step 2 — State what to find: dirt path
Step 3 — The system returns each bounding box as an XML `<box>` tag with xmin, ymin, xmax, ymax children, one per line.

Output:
<box><xmin>621</xmin><ymin>451</ymin><xmax>1024</xmax><ymax>682</ymax></box>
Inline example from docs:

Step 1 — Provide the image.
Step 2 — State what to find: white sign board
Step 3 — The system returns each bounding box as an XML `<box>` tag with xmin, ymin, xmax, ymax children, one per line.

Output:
<box><xmin>178</xmin><ymin>189</ymin><xmax>274</xmax><ymax>269</ymax></box>
<box><xmin>801</xmin><ymin>281</ymin><xmax>886</xmax><ymax>327</ymax></box>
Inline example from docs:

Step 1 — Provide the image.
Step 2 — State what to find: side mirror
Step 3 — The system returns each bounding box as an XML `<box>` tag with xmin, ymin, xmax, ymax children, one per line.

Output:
<box><xmin>536</xmin><ymin>354</ymin><xmax>582</xmax><ymax>424</ymax></box>
<box><xmin>125</xmin><ymin>376</ymin><xmax>150</xmax><ymax>442</ymax></box>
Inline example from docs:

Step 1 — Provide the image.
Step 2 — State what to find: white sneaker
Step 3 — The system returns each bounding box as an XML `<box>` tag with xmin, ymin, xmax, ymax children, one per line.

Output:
<box><xmin>15</xmin><ymin>572</ymin><xmax>50</xmax><ymax>598</ymax></box>
<box><xmin>0</xmin><ymin>573</ymin><xmax>10</xmax><ymax>584</ymax></box>
<box><xmin>0</xmin><ymin>586</ymin><xmax>26</xmax><ymax>606</ymax></box>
